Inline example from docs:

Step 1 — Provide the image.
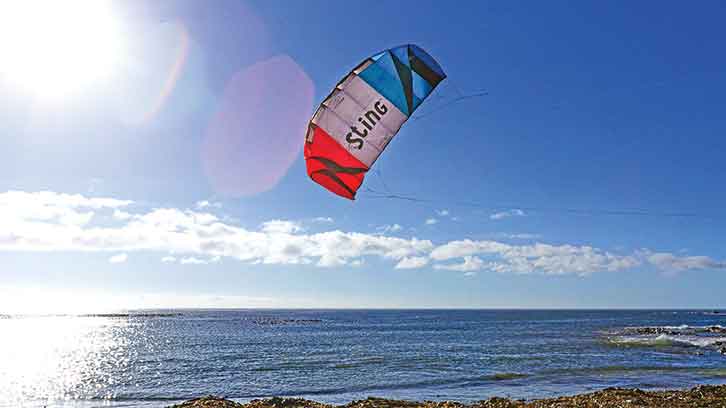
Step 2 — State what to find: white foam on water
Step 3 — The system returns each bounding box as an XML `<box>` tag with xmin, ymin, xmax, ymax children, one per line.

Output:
<box><xmin>609</xmin><ymin>334</ymin><xmax>726</xmax><ymax>348</ymax></box>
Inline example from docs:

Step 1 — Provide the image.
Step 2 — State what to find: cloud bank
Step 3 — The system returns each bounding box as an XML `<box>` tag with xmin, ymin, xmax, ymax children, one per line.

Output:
<box><xmin>1</xmin><ymin>191</ymin><xmax>723</xmax><ymax>276</ymax></box>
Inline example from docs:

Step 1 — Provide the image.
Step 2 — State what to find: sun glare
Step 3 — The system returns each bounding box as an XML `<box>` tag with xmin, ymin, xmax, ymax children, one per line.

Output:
<box><xmin>0</xmin><ymin>0</ymin><xmax>124</xmax><ymax>100</ymax></box>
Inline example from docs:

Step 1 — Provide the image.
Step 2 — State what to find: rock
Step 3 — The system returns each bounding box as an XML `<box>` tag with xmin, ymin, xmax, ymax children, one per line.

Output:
<box><xmin>171</xmin><ymin>385</ymin><xmax>726</xmax><ymax>408</ymax></box>
<box><xmin>170</xmin><ymin>395</ymin><xmax>244</xmax><ymax>408</ymax></box>
<box><xmin>632</xmin><ymin>327</ymin><xmax>681</xmax><ymax>335</ymax></box>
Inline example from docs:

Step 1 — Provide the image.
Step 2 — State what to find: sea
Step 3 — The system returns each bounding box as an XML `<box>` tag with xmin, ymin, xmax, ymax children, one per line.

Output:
<box><xmin>1</xmin><ymin>309</ymin><xmax>725</xmax><ymax>407</ymax></box>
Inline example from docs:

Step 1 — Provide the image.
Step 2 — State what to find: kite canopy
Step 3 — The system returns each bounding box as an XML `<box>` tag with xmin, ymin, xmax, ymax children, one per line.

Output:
<box><xmin>304</xmin><ymin>44</ymin><xmax>446</xmax><ymax>200</ymax></box>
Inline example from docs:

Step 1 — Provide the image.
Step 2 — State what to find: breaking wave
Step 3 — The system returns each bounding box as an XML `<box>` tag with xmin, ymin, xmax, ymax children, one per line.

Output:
<box><xmin>604</xmin><ymin>325</ymin><xmax>726</xmax><ymax>351</ymax></box>
<box><xmin>607</xmin><ymin>334</ymin><xmax>726</xmax><ymax>348</ymax></box>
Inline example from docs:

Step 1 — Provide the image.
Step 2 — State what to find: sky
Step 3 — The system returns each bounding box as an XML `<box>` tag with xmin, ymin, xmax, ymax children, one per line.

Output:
<box><xmin>1</xmin><ymin>0</ymin><xmax>726</xmax><ymax>312</ymax></box>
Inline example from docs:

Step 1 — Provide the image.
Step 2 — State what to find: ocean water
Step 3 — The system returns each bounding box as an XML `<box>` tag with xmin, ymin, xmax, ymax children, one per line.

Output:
<box><xmin>1</xmin><ymin>310</ymin><xmax>725</xmax><ymax>407</ymax></box>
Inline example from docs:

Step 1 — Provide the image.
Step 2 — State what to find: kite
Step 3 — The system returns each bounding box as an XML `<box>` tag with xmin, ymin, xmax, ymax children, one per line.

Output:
<box><xmin>304</xmin><ymin>44</ymin><xmax>446</xmax><ymax>199</ymax></box>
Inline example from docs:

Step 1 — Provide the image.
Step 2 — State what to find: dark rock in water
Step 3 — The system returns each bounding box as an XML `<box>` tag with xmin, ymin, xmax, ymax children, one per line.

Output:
<box><xmin>720</xmin><ymin>346</ymin><xmax>726</xmax><ymax>355</ymax></box>
<box><xmin>704</xmin><ymin>310</ymin><xmax>723</xmax><ymax>316</ymax></box>
<box><xmin>625</xmin><ymin>325</ymin><xmax>724</xmax><ymax>336</ymax></box>
<box><xmin>632</xmin><ymin>327</ymin><xmax>681</xmax><ymax>335</ymax></box>
<box><xmin>244</xmin><ymin>317</ymin><xmax>323</xmax><ymax>326</ymax></box>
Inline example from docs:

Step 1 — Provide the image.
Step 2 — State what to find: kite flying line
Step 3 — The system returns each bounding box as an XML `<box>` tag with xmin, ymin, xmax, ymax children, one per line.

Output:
<box><xmin>411</xmin><ymin>87</ymin><xmax>489</xmax><ymax>121</ymax></box>
<box><xmin>359</xmin><ymin>169</ymin><xmax>707</xmax><ymax>220</ymax></box>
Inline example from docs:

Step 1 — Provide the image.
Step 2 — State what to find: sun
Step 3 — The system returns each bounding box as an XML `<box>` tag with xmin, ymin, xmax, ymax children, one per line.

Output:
<box><xmin>0</xmin><ymin>0</ymin><xmax>125</xmax><ymax>100</ymax></box>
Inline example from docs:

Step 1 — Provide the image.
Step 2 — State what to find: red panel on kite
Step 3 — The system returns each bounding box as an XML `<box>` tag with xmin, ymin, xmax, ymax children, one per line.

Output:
<box><xmin>304</xmin><ymin>126</ymin><xmax>369</xmax><ymax>200</ymax></box>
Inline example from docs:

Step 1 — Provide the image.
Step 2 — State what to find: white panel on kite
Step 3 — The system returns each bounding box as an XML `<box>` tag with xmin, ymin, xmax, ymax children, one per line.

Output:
<box><xmin>310</xmin><ymin>106</ymin><xmax>382</xmax><ymax>167</ymax></box>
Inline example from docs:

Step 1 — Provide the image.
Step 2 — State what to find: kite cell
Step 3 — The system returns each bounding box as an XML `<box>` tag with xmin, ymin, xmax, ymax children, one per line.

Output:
<box><xmin>304</xmin><ymin>44</ymin><xmax>446</xmax><ymax>199</ymax></box>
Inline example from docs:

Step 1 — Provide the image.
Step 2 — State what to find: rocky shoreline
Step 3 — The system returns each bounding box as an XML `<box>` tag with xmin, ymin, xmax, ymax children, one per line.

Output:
<box><xmin>170</xmin><ymin>384</ymin><xmax>726</xmax><ymax>408</ymax></box>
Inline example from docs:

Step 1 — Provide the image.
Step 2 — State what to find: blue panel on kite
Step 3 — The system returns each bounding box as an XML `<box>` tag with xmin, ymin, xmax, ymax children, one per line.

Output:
<box><xmin>409</xmin><ymin>45</ymin><xmax>445</xmax><ymax>79</ymax></box>
<box><xmin>359</xmin><ymin>55</ymin><xmax>410</xmax><ymax>116</ymax></box>
<box><xmin>412</xmin><ymin>70</ymin><xmax>433</xmax><ymax>101</ymax></box>
<box><xmin>390</xmin><ymin>46</ymin><xmax>410</xmax><ymax>68</ymax></box>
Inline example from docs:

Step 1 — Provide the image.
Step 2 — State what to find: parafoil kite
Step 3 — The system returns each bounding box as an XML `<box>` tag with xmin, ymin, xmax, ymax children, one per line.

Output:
<box><xmin>304</xmin><ymin>44</ymin><xmax>446</xmax><ymax>199</ymax></box>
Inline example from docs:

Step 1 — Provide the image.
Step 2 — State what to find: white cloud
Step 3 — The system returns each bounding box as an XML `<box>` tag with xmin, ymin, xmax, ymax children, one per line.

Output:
<box><xmin>490</xmin><ymin>209</ymin><xmax>526</xmax><ymax>220</ymax></box>
<box><xmin>431</xmin><ymin>240</ymin><xmax>508</xmax><ymax>261</ymax></box>
<box><xmin>260</xmin><ymin>219</ymin><xmax>303</xmax><ymax>234</ymax></box>
<box><xmin>180</xmin><ymin>256</ymin><xmax>216</xmax><ymax>265</ymax></box>
<box><xmin>395</xmin><ymin>256</ymin><xmax>429</xmax><ymax>269</ymax></box>
<box><xmin>2</xmin><ymin>191</ymin><xmax>723</xmax><ymax>278</ymax></box>
<box><xmin>0</xmin><ymin>191</ymin><xmax>433</xmax><ymax>269</ymax></box>
<box><xmin>434</xmin><ymin>256</ymin><xmax>485</xmax><ymax>272</ymax></box>
<box><xmin>644</xmin><ymin>251</ymin><xmax>726</xmax><ymax>272</ymax></box>
<box><xmin>436</xmin><ymin>209</ymin><xmax>450</xmax><ymax>217</ymax></box>
<box><xmin>112</xmin><ymin>209</ymin><xmax>132</xmax><ymax>220</ymax></box>
<box><xmin>494</xmin><ymin>233</ymin><xmax>542</xmax><ymax>240</ymax></box>
<box><xmin>108</xmin><ymin>253</ymin><xmax>128</xmax><ymax>263</ymax></box>
<box><xmin>463</xmin><ymin>271</ymin><xmax>477</xmax><ymax>277</ymax></box>
<box><xmin>377</xmin><ymin>224</ymin><xmax>403</xmax><ymax>233</ymax></box>
<box><xmin>0</xmin><ymin>191</ymin><xmax>131</xmax><ymax>209</ymax></box>
<box><xmin>349</xmin><ymin>259</ymin><xmax>364</xmax><ymax>268</ymax></box>
<box><xmin>312</xmin><ymin>217</ymin><xmax>334</xmax><ymax>223</ymax></box>
<box><xmin>425</xmin><ymin>218</ymin><xmax>438</xmax><ymax>225</ymax></box>
<box><xmin>196</xmin><ymin>200</ymin><xmax>222</xmax><ymax>209</ymax></box>
<box><xmin>431</xmin><ymin>239</ymin><xmax>640</xmax><ymax>276</ymax></box>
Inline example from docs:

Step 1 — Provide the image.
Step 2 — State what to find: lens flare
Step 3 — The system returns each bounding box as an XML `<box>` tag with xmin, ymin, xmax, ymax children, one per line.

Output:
<box><xmin>113</xmin><ymin>21</ymin><xmax>191</xmax><ymax>125</ymax></box>
<box><xmin>202</xmin><ymin>55</ymin><xmax>314</xmax><ymax>197</ymax></box>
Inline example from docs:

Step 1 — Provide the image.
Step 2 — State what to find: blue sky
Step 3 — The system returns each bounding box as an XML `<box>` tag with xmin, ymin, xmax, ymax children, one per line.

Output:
<box><xmin>1</xmin><ymin>0</ymin><xmax>725</xmax><ymax>311</ymax></box>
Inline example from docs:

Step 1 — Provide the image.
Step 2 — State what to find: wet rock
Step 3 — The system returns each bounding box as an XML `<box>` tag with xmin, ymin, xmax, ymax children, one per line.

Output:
<box><xmin>170</xmin><ymin>395</ymin><xmax>244</xmax><ymax>408</ymax></box>
<box><xmin>172</xmin><ymin>385</ymin><xmax>726</xmax><ymax>408</ymax></box>
<box><xmin>631</xmin><ymin>327</ymin><xmax>681</xmax><ymax>335</ymax></box>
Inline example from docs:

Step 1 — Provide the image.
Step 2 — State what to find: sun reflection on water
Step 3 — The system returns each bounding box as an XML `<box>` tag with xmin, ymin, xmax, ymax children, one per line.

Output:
<box><xmin>0</xmin><ymin>316</ymin><xmax>136</xmax><ymax>406</ymax></box>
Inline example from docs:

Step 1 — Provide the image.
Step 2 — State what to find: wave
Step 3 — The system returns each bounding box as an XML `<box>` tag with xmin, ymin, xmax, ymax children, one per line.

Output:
<box><xmin>232</xmin><ymin>372</ymin><xmax>532</xmax><ymax>399</ymax></box>
<box><xmin>541</xmin><ymin>364</ymin><xmax>720</xmax><ymax>377</ymax></box>
<box><xmin>618</xmin><ymin>325</ymin><xmax>725</xmax><ymax>336</ymax></box>
<box><xmin>8</xmin><ymin>372</ymin><xmax>531</xmax><ymax>405</ymax></box>
<box><xmin>606</xmin><ymin>334</ymin><xmax>726</xmax><ymax>348</ymax></box>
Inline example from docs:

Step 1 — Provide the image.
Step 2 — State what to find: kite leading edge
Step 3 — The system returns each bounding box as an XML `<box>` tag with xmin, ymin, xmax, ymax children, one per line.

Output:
<box><xmin>304</xmin><ymin>44</ymin><xmax>446</xmax><ymax>200</ymax></box>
